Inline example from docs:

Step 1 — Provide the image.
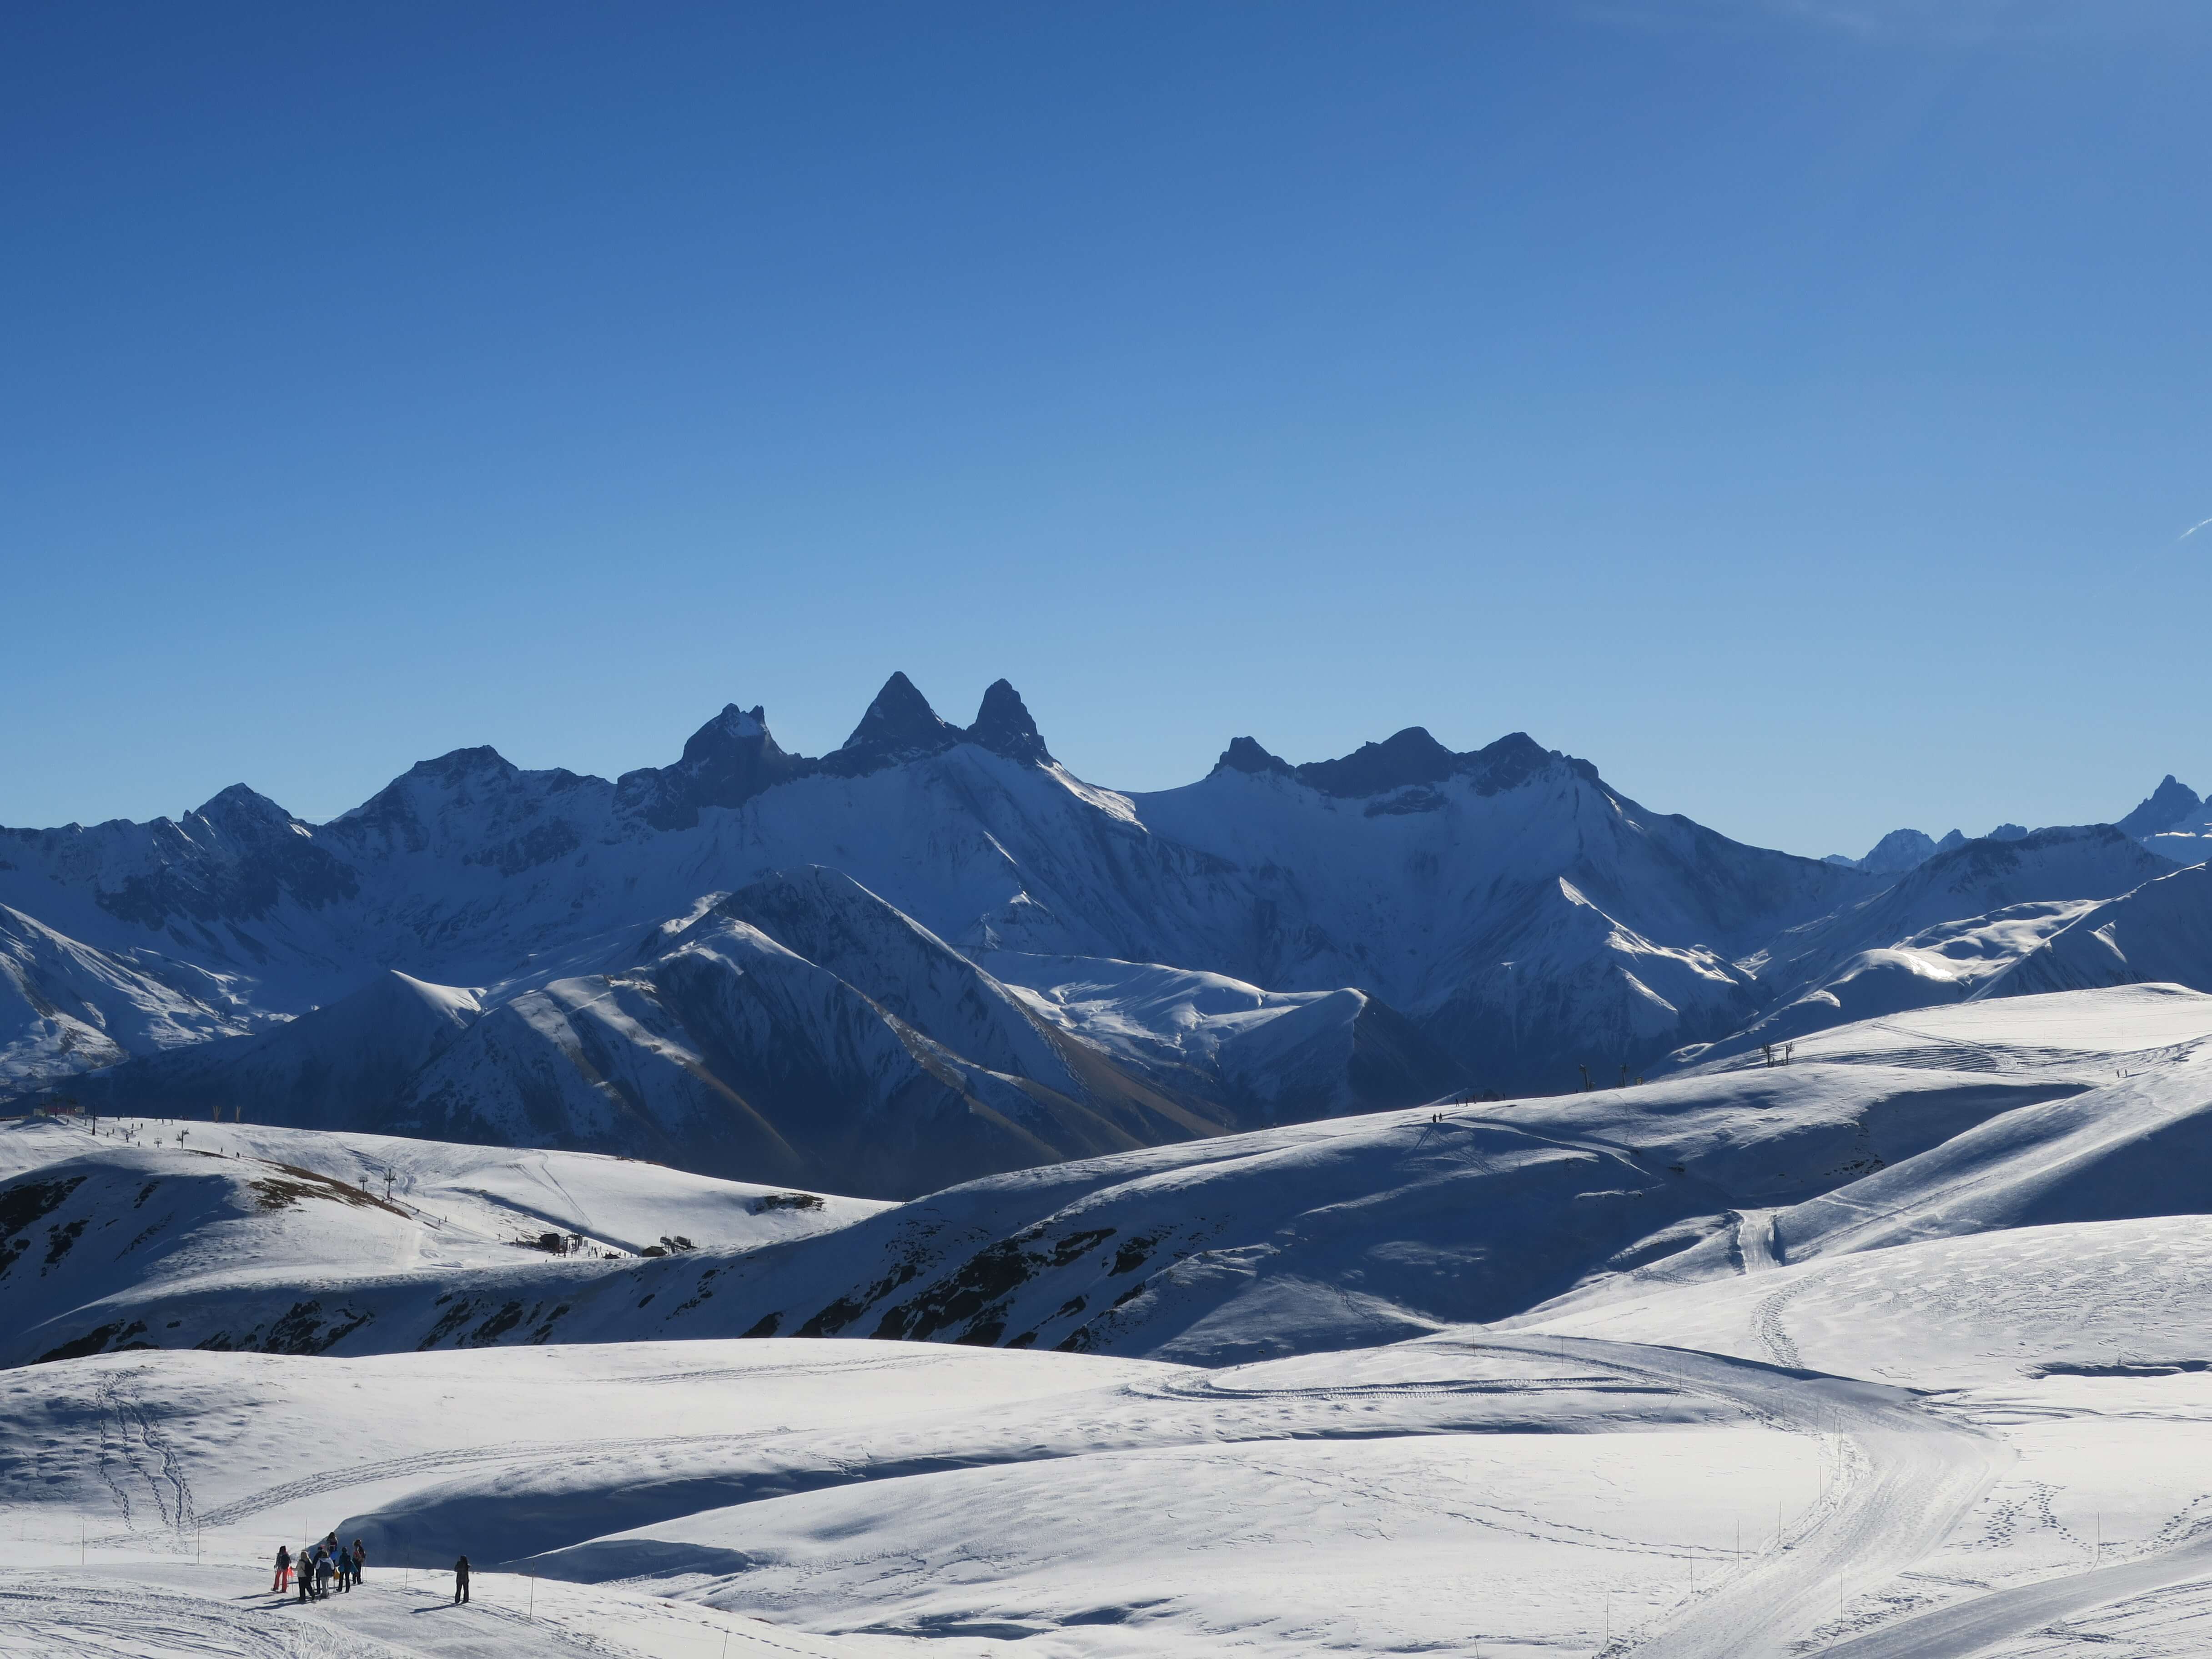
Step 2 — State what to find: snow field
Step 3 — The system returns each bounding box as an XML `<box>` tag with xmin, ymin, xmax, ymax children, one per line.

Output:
<box><xmin>644</xmin><ymin>1427</ymin><xmax>1817</xmax><ymax>1657</ymax></box>
<box><xmin>15</xmin><ymin>988</ymin><xmax>2212</xmax><ymax>1654</ymax></box>
<box><xmin>0</xmin><ymin>1338</ymin><xmax>1840</xmax><ymax>1658</ymax></box>
<box><xmin>1681</xmin><ymin>984</ymin><xmax>2212</xmax><ymax>1079</ymax></box>
<box><xmin>1524</xmin><ymin>1215</ymin><xmax>2212</xmax><ymax>1388</ymax></box>
<box><xmin>0</xmin><ymin>1560</ymin><xmax>913</xmax><ymax>1658</ymax></box>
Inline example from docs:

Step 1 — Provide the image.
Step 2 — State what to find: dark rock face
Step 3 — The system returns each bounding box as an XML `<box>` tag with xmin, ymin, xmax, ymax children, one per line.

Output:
<box><xmin>1212</xmin><ymin>727</ymin><xmax>1567</xmax><ymax>801</ymax></box>
<box><xmin>967</xmin><ymin>679</ymin><xmax>1053</xmax><ymax>766</ymax></box>
<box><xmin>617</xmin><ymin>705</ymin><xmax>817</xmax><ymax>831</ymax></box>
<box><xmin>822</xmin><ymin>673</ymin><xmax>962</xmax><ymax>777</ymax></box>
<box><xmin>92</xmin><ymin>786</ymin><xmax>360</xmax><ymax>930</ymax></box>
<box><xmin>1215</xmin><ymin>737</ymin><xmax>1293</xmax><ymax>777</ymax></box>
<box><xmin>1458</xmin><ymin>732</ymin><xmax>1566</xmax><ymax>796</ymax></box>
<box><xmin>1294</xmin><ymin>728</ymin><xmax>1459</xmax><ymax>798</ymax></box>
<box><xmin>2118</xmin><ymin>775</ymin><xmax>2203</xmax><ymax>840</ymax></box>
<box><xmin>616</xmin><ymin>675</ymin><xmax>1062</xmax><ymax>826</ymax></box>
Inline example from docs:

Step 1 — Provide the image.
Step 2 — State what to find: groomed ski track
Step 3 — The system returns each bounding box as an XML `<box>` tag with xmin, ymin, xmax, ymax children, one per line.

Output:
<box><xmin>1459</xmin><ymin>1337</ymin><xmax>2012</xmax><ymax>1659</ymax></box>
<box><xmin>1818</xmin><ymin>1531</ymin><xmax>2212</xmax><ymax>1659</ymax></box>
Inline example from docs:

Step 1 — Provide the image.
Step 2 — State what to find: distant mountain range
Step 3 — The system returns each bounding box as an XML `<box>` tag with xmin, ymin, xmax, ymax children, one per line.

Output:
<box><xmin>4</xmin><ymin>674</ymin><xmax>2206</xmax><ymax>1195</ymax></box>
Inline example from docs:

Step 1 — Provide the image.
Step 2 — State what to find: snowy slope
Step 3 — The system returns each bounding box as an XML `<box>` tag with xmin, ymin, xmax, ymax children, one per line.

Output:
<box><xmin>1662</xmin><ymin>829</ymin><xmax>2184</xmax><ymax>1069</ymax></box>
<box><xmin>58</xmin><ymin>970</ymin><xmax>484</xmax><ymax>1129</ymax></box>
<box><xmin>56</xmin><ymin>880</ymin><xmax>1244</xmax><ymax>1198</ymax></box>
<box><xmin>0</xmin><ymin>1116</ymin><xmax>879</xmax><ymax>1365</ymax></box>
<box><xmin>5</xmin><ymin>1052</ymin><xmax>2078</xmax><ymax>1370</ymax></box>
<box><xmin>1744</xmin><ymin>825</ymin><xmax>2172</xmax><ymax>1005</ymax></box>
<box><xmin>14</xmin><ymin>1328</ymin><xmax>2212</xmax><ymax>1659</ymax></box>
<box><xmin>1132</xmin><ymin>734</ymin><xmax>1867</xmax><ymax>1085</ymax></box>
<box><xmin>0</xmin><ymin>905</ymin><xmax>260</xmax><ymax>1093</ymax></box>
<box><xmin>1526</xmin><ymin>1213</ymin><xmax>2212</xmax><ymax>1387</ymax></box>
<box><xmin>19</xmin><ymin>982</ymin><xmax>2212</xmax><ymax>1655</ymax></box>
<box><xmin>983</xmin><ymin>951</ymin><xmax>1468</xmax><ymax>1120</ymax></box>
<box><xmin>1981</xmin><ymin>859</ymin><xmax>2212</xmax><ymax>999</ymax></box>
<box><xmin>1679</xmin><ymin>982</ymin><xmax>2212</xmax><ymax>1077</ymax></box>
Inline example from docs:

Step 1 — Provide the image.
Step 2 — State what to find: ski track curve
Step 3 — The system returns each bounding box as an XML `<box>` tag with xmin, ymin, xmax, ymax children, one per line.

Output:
<box><xmin>1455</xmin><ymin>1335</ymin><xmax>2011</xmax><ymax>1659</ymax></box>
<box><xmin>1818</xmin><ymin>1531</ymin><xmax>2212</xmax><ymax>1659</ymax></box>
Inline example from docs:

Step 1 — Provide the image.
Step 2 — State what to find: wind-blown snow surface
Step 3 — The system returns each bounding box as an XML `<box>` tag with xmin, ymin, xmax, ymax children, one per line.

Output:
<box><xmin>13</xmin><ymin>986</ymin><xmax>2212</xmax><ymax>1655</ymax></box>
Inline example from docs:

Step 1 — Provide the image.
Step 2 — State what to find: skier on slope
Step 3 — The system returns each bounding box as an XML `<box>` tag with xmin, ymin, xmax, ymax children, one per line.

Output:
<box><xmin>352</xmin><ymin>1538</ymin><xmax>367</xmax><ymax>1582</ymax></box>
<box><xmin>452</xmin><ymin>1554</ymin><xmax>472</xmax><ymax>1604</ymax></box>
<box><xmin>271</xmin><ymin>1544</ymin><xmax>291</xmax><ymax>1593</ymax></box>
<box><xmin>314</xmin><ymin>1547</ymin><xmax>335</xmax><ymax>1598</ymax></box>
<box><xmin>297</xmin><ymin>1546</ymin><xmax>314</xmax><ymax>1602</ymax></box>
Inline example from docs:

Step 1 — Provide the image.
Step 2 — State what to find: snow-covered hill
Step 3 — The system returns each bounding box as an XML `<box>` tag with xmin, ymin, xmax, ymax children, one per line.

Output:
<box><xmin>0</xmin><ymin>1116</ymin><xmax>879</xmax><ymax>1365</ymax></box>
<box><xmin>29</xmin><ymin>985</ymin><xmax>2209</xmax><ymax>1373</ymax></box>
<box><xmin>1981</xmin><ymin>859</ymin><xmax>2212</xmax><ymax>1000</ymax></box>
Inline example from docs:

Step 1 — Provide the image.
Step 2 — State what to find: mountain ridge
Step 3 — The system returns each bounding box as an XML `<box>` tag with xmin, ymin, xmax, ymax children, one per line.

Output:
<box><xmin>6</xmin><ymin>675</ymin><xmax>2206</xmax><ymax>1196</ymax></box>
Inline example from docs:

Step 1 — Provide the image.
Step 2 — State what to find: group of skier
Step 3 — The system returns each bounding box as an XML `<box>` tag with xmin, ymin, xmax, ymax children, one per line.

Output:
<box><xmin>270</xmin><ymin>1538</ymin><xmax>475</xmax><ymax>1606</ymax></box>
<box><xmin>271</xmin><ymin>1533</ymin><xmax>364</xmax><ymax>1599</ymax></box>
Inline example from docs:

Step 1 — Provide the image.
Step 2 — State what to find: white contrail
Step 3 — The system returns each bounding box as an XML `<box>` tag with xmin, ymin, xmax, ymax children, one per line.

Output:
<box><xmin>2177</xmin><ymin>516</ymin><xmax>2212</xmax><ymax>543</ymax></box>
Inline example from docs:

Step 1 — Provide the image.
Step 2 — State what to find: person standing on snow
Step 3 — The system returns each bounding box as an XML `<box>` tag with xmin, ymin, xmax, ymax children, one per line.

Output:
<box><xmin>314</xmin><ymin>1548</ymin><xmax>335</xmax><ymax>1599</ymax></box>
<box><xmin>452</xmin><ymin>1554</ymin><xmax>471</xmax><ymax>1604</ymax></box>
<box><xmin>297</xmin><ymin>1546</ymin><xmax>315</xmax><ymax>1601</ymax></box>
<box><xmin>272</xmin><ymin>1544</ymin><xmax>291</xmax><ymax>1593</ymax></box>
<box><xmin>352</xmin><ymin>1539</ymin><xmax>367</xmax><ymax>1583</ymax></box>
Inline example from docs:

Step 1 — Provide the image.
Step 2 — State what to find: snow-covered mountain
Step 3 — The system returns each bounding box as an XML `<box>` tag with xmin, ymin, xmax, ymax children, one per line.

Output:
<box><xmin>7</xmin><ymin>676</ymin><xmax>2208</xmax><ymax>1194</ymax></box>
<box><xmin>1668</xmin><ymin>825</ymin><xmax>2180</xmax><ymax>1067</ymax></box>
<box><xmin>0</xmin><ymin>904</ymin><xmax>262</xmax><ymax>1095</ymax></box>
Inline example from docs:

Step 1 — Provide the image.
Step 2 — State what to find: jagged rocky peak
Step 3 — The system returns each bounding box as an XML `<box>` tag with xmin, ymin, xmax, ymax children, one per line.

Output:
<box><xmin>618</xmin><ymin>700</ymin><xmax>812</xmax><ymax>830</ymax></box>
<box><xmin>191</xmin><ymin>783</ymin><xmax>298</xmax><ymax>834</ymax></box>
<box><xmin>1460</xmin><ymin>731</ymin><xmax>1569</xmax><ymax>794</ymax></box>
<box><xmin>1859</xmin><ymin>828</ymin><xmax>1939</xmax><ymax>875</ymax></box>
<box><xmin>2118</xmin><ymin>774</ymin><xmax>2204</xmax><ymax>839</ymax></box>
<box><xmin>680</xmin><ymin>703</ymin><xmax>769</xmax><ymax>756</ymax></box>
<box><xmin>825</xmin><ymin>672</ymin><xmax>961</xmax><ymax>776</ymax></box>
<box><xmin>332</xmin><ymin>746</ymin><xmax>522</xmax><ymax>833</ymax></box>
<box><xmin>405</xmin><ymin>746</ymin><xmax>519</xmax><ymax>787</ymax></box>
<box><xmin>1209</xmin><ymin>725</ymin><xmax>1569</xmax><ymax>800</ymax></box>
<box><xmin>1297</xmin><ymin>728</ymin><xmax>1459</xmax><ymax>798</ymax></box>
<box><xmin>1215</xmin><ymin>736</ymin><xmax>1294</xmax><ymax>777</ymax></box>
<box><xmin>967</xmin><ymin>679</ymin><xmax>1053</xmax><ymax>765</ymax></box>
<box><xmin>674</xmin><ymin>702</ymin><xmax>801</xmax><ymax>783</ymax></box>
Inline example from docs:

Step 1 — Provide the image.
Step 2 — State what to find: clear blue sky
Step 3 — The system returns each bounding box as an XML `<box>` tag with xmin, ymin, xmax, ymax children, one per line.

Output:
<box><xmin>5</xmin><ymin>0</ymin><xmax>2207</xmax><ymax>859</ymax></box>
